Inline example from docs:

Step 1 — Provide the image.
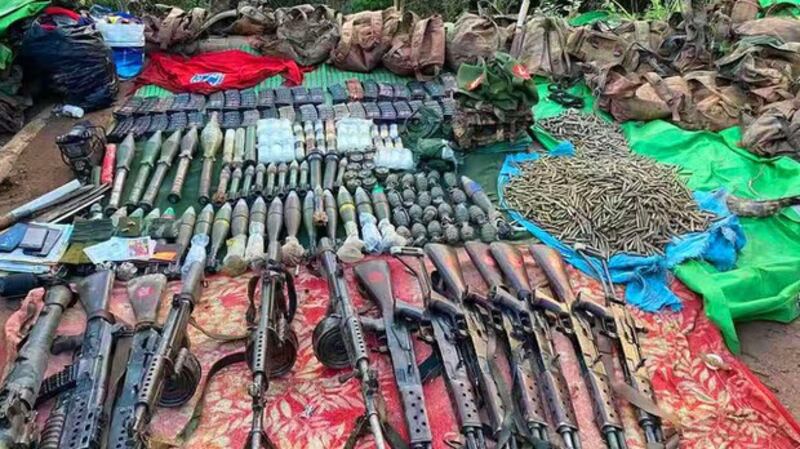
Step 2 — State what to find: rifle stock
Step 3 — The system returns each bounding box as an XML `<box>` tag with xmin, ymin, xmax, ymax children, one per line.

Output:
<box><xmin>529</xmin><ymin>245</ymin><xmax>627</xmax><ymax>449</ymax></box>
<box><xmin>354</xmin><ymin>260</ymin><xmax>433</xmax><ymax>449</ymax></box>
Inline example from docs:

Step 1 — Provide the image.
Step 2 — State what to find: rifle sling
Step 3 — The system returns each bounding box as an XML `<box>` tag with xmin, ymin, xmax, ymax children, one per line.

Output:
<box><xmin>189</xmin><ymin>316</ymin><xmax>248</xmax><ymax>342</ymax></box>
<box><xmin>343</xmin><ymin>392</ymin><xmax>409</xmax><ymax>449</ymax></box>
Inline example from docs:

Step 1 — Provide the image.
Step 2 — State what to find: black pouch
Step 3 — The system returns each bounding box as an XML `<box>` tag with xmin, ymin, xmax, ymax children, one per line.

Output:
<box><xmin>329</xmin><ymin>84</ymin><xmax>348</xmax><ymax>103</ymax></box>
<box><xmin>224</xmin><ymin>89</ymin><xmax>241</xmax><ymax>110</ymax></box>
<box><xmin>108</xmin><ymin>116</ymin><xmax>134</xmax><ymax>141</ymax></box>
<box><xmin>424</xmin><ymin>80</ymin><xmax>444</xmax><ymax>99</ymax></box>
<box><xmin>242</xmin><ymin>109</ymin><xmax>260</xmax><ymax>126</ymax></box>
<box><xmin>240</xmin><ymin>88</ymin><xmax>258</xmax><ymax>109</ymax></box>
<box><xmin>167</xmin><ymin>111</ymin><xmax>187</xmax><ymax>132</ymax></box>
<box><xmin>137</xmin><ymin>97</ymin><xmax>159</xmax><ymax>114</ymax></box>
<box><xmin>188</xmin><ymin>93</ymin><xmax>206</xmax><ymax>111</ymax></box>
<box><xmin>364</xmin><ymin>102</ymin><xmax>381</xmax><ymax>120</ymax></box>
<box><xmin>169</xmin><ymin>93</ymin><xmax>191</xmax><ymax>111</ymax></box>
<box><xmin>291</xmin><ymin>86</ymin><xmax>310</xmax><ymax>105</ymax></box>
<box><xmin>148</xmin><ymin>113</ymin><xmax>169</xmax><ymax>133</ymax></box>
<box><xmin>362</xmin><ymin>80</ymin><xmax>379</xmax><ymax>101</ymax></box>
<box><xmin>132</xmin><ymin>115</ymin><xmax>152</xmax><ymax>137</ymax></box>
<box><xmin>257</xmin><ymin>89</ymin><xmax>275</xmax><ymax>108</ymax></box>
<box><xmin>222</xmin><ymin>110</ymin><xmax>242</xmax><ymax>128</ymax></box>
<box><xmin>378</xmin><ymin>102</ymin><xmax>396</xmax><ymax>121</ymax></box>
<box><xmin>275</xmin><ymin>87</ymin><xmax>293</xmax><ymax>106</ymax></box>
<box><xmin>309</xmin><ymin>87</ymin><xmax>325</xmax><ymax>105</ymax></box>
<box><xmin>207</xmin><ymin>91</ymin><xmax>225</xmax><ymax>110</ymax></box>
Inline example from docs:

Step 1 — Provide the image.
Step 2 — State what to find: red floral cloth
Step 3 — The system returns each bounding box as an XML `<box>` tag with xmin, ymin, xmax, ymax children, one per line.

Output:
<box><xmin>3</xmin><ymin>250</ymin><xmax>799</xmax><ymax>449</ymax></box>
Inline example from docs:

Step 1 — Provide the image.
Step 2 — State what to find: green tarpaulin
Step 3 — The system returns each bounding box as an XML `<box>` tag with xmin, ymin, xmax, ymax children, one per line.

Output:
<box><xmin>532</xmin><ymin>82</ymin><xmax>800</xmax><ymax>353</ymax></box>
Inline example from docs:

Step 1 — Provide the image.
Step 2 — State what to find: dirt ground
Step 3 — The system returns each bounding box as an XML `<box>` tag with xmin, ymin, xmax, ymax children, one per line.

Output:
<box><xmin>0</xmin><ymin>102</ymin><xmax>797</xmax><ymax>422</ymax></box>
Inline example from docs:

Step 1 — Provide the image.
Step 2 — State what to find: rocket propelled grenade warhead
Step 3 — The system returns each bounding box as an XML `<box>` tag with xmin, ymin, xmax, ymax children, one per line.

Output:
<box><xmin>143</xmin><ymin>208</ymin><xmax>161</xmax><ymax>236</ymax></box>
<box><xmin>106</xmin><ymin>132</ymin><xmax>137</xmax><ymax>215</ymax></box>
<box><xmin>140</xmin><ymin>129</ymin><xmax>182</xmax><ymax>211</ymax></box>
<box><xmin>282</xmin><ymin>191</ymin><xmax>304</xmax><ymax>266</ymax></box>
<box><xmin>323</xmin><ymin>153</ymin><xmax>338</xmax><ymax>191</ymax></box>
<box><xmin>233</xmin><ymin>127</ymin><xmax>245</xmax><ymax>167</ymax></box>
<box><xmin>228</xmin><ymin>167</ymin><xmax>243</xmax><ymax>201</ymax></box>
<box><xmin>253</xmin><ymin>163</ymin><xmax>266</xmax><ymax>197</ymax></box>
<box><xmin>265</xmin><ymin>163</ymin><xmax>277</xmax><ymax>199</ymax></box>
<box><xmin>222</xmin><ymin>129</ymin><xmax>235</xmax><ymax>166</ymax></box>
<box><xmin>245</xmin><ymin>196</ymin><xmax>267</xmax><ymax>268</ymax></box>
<box><xmin>198</xmin><ymin>113</ymin><xmax>223</xmax><ymax>205</ymax></box>
<box><xmin>207</xmin><ymin>202</ymin><xmax>232</xmax><ymax>271</ymax></box>
<box><xmin>241</xmin><ymin>165</ymin><xmax>255</xmax><ymax>199</ymax></box>
<box><xmin>303</xmin><ymin>190</ymin><xmax>317</xmax><ymax>256</ymax></box>
<box><xmin>288</xmin><ymin>160</ymin><xmax>299</xmax><ymax>193</ymax></box>
<box><xmin>222</xmin><ymin>199</ymin><xmax>250</xmax><ymax>276</ymax></box>
<box><xmin>298</xmin><ymin>160</ymin><xmax>309</xmax><ymax>193</ymax></box>
<box><xmin>370</xmin><ymin>186</ymin><xmax>390</xmax><ymax>222</ymax></box>
<box><xmin>323</xmin><ymin>189</ymin><xmax>337</xmax><ymax>242</ymax></box>
<box><xmin>335</xmin><ymin>157</ymin><xmax>348</xmax><ymax>189</ymax></box>
<box><xmin>173</xmin><ymin>206</ymin><xmax>197</xmax><ymax>266</ymax></box>
<box><xmin>169</xmin><ymin>126</ymin><xmax>199</xmax><ymax>204</ymax></box>
<box><xmin>194</xmin><ymin>204</ymin><xmax>215</xmax><ymax>240</ymax></box>
<box><xmin>266</xmin><ymin>196</ymin><xmax>284</xmax><ymax>264</ymax></box>
<box><xmin>276</xmin><ymin>162</ymin><xmax>289</xmax><ymax>198</ymax></box>
<box><xmin>127</xmin><ymin>130</ymin><xmax>162</xmax><ymax>209</ymax></box>
<box><xmin>213</xmin><ymin>165</ymin><xmax>231</xmax><ymax>206</ymax></box>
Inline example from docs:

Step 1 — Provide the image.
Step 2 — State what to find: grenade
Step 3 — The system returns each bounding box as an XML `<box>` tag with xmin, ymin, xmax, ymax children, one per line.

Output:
<box><xmin>384</xmin><ymin>173</ymin><xmax>399</xmax><ymax>190</ymax></box>
<box><xmin>417</xmin><ymin>191</ymin><xmax>432</xmax><ymax>208</ymax></box>
<box><xmin>479</xmin><ymin>222</ymin><xmax>498</xmax><ymax>242</ymax></box>
<box><xmin>438</xmin><ymin>203</ymin><xmax>454</xmax><ymax>223</ymax></box>
<box><xmin>362</xmin><ymin>176</ymin><xmax>377</xmax><ymax>191</ymax></box>
<box><xmin>444</xmin><ymin>223</ymin><xmax>460</xmax><ymax>245</ymax></box>
<box><xmin>469</xmin><ymin>205</ymin><xmax>488</xmax><ymax>225</ymax></box>
<box><xmin>349</xmin><ymin>151</ymin><xmax>364</xmax><ymax>163</ymax></box>
<box><xmin>392</xmin><ymin>207</ymin><xmax>410</xmax><ymax>228</ymax></box>
<box><xmin>431</xmin><ymin>186</ymin><xmax>445</xmax><ymax>206</ymax></box>
<box><xmin>408</xmin><ymin>204</ymin><xmax>423</xmax><ymax>223</ymax></box>
<box><xmin>396</xmin><ymin>226</ymin><xmax>412</xmax><ymax>240</ymax></box>
<box><xmin>401</xmin><ymin>189</ymin><xmax>416</xmax><ymax>208</ymax></box>
<box><xmin>387</xmin><ymin>189</ymin><xmax>403</xmax><ymax>208</ymax></box>
<box><xmin>426</xmin><ymin>170</ymin><xmax>441</xmax><ymax>186</ymax></box>
<box><xmin>410</xmin><ymin>222</ymin><xmax>427</xmax><ymax>246</ymax></box>
<box><xmin>422</xmin><ymin>205</ymin><xmax>438</xmax><ymax>223</ymax></box>
<box><xmin>374</xmin><ymin>167</ymin><xmax>390</xmax><ymax>181</ymax></box>
<box><xmin>400</xmin><ymin>173</ymin><xmax>415</xmax><ymax>190</ymax></box>
<box><xmin>345</xmin><ymin>177</ymin><xmax>361</xmax><ymax>192</ymax></box>
<box><xmin>265</xmin><ymin>163</ymin><xmax>277</xmax><ymax>198</ymax></box>
<box><xmin>449</xmin><ymin>188</ymin><xmax>467</xmax><ymax>204</ymax></box>
<box><xmin>443</xmin><ymin>172</ymin><xmax>458</xmax><ymax>189</ymax></box>
<box><xmin>228</xmin><ymin>167</ymin><xmax>243</xmax><ymax>201</ymax></box>
<box><xmin>414</xmin><ymin>173</ymin><xmax>428</xmax><ymax>192</ymax></box>
<box><xmin>427</xmin><ymin>220</ymin><xmax>443</xmax><ymax>243</ymax></box>
<box><xmin>454</xmin><ymin>203</ymin><xmax>470</xmax><ymax>224</ymax></box>
<box><xmin>460</xmin><ymin>222</ymin><xmax>476</xmax><ymax>241</ymax></box>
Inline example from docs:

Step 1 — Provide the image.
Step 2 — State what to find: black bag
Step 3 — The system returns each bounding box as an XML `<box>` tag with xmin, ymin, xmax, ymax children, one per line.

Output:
<box><xmin>22</xmin><ymin>18</ymin><xmax>118</xmax><ymax>111</ymax></box>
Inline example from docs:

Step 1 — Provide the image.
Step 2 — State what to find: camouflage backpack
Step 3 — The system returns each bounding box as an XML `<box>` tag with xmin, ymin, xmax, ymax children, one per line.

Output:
<box><xmin>741</xmin><ymin>96</ymin><xmax>800</xmax><ymax>159</ymax></box>
<box><xmin>259</xmin><ymin>5</ymin><xmax>341</xmax><ymax>66</ymax></box>
<box><xmin>446</xmin><ymin>13</ymin><xmax>508</xmax><ymax>70</ymax></box>
<box><xmin>332</xmin><ymin>10</ymin><xmax>389</xmax><ymax>72</ymax></box>
<box><xmin>516</xmin><ymin>16</ymin><xmax>573</xmax><ymax>78</ymax></box>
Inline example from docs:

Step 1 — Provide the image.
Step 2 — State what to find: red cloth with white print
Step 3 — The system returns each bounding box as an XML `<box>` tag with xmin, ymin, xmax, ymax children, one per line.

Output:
<box><xmin>2</xmin><ymin>250</ymin><xmax>799</xmax><ymax>449</ymax></box>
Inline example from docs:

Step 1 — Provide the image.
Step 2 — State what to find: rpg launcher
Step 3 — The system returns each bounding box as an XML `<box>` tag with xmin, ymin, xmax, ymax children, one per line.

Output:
<box><xmin>529</xmin><ymin>245</ymin><xmax>628</xmax><ymax>449</ymax></box>
<box><xmin>354</xmin><ymin>259</ymin><xmax>433</xmax><ymax>449</ymax></box>
<box><xmin>244</xmin><ymin>243</ymin><xmax>298</xmax><ymax>449</ymax></box>
<box><xmin>311</xmin><ymin>237</ymin><xmax>387</xmax><ymax>449</ymax></box>
<box><xmin>0</xmin><ymin>285</ymin><xmax>72</xmax><ymax>449</ymax></box>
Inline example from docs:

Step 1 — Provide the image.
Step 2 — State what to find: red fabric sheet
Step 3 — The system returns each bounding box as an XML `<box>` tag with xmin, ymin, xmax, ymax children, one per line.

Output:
<box><xmin>3</xmin><ymin>250</ymin><xmax>799</xmax><ymax>449</ymax></box>
<box><xmin>134</xmin><ymin>50</ymin><xmax>307</xmax><ymax>94</ymax></box>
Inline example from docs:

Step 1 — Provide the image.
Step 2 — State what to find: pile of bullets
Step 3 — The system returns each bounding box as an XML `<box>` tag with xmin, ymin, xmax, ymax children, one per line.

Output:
<box><xmin>536</xmin><ymin>110</ymin><xmax>631</xmax><ymax>157</ymax></box>
<box><xmin>504</xmin><ymin>154</ymin><xmax>712</xmax><ymax>256</ymax></box>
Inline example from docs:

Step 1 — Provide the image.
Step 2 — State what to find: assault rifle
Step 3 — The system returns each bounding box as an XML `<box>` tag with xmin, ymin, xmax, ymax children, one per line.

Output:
<box><xmin>390</xmin><ymin>247</ymin><xmax>487</xmax><ymax>449</ymax></box>
<box><xmin>467</xmin><ymin>241</ymin><xmax>581</xmax><ymax>449</ymax></box>
<box><xmin>0</xmin><ymin>285</ymin><xmax>72</xmax><ymax>449</ymax></box>
<box><xmin>129</xmin><ymin>260</ymin><xmax>205</xmax><ymax>444</ymax></box>
<box><xmin>573</xmin><ymin>245</ymin><xmax>666</xmax><ymax>447</ymax></box>
<box><xmin>529</xmin><ymin>245</ymin><xmax>627</xmax><ymax>449</ymax></box>
<box><xmin>244</xmin><ymin>245</ymin><xmax>298</xmax><ymax>449</ymax></box>
<box><xmin>424</xmin><ymin>244</ymin><xmax>519</xmax><ymax>449</ymax></box>
<box><xmin>39</xmin><ymin>270</ymin><xmax>121</xmax><ymax>449</ymax></box>
<box><xmin>106</xmin><ymin>274</ymin><xmax>168</xmax><ymax>449</ymax></box>
<box><xmin>311</xmin><ymin>237</ymin><xmax>387</xmax><ymax>449</ymax></box>
<box><xmin>354</xmin><ymin>259</ymin><xmax>433</xmax><ymax>449</ymax></box>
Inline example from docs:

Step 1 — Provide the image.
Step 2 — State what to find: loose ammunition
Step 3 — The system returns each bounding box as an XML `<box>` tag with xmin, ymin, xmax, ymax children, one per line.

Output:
<box><xmin>127</xmin><ymin>131</ymin><xmax>162</xmax><ymax>208</ymax></box>
<box><xmin>213</xmin><ymin>165</ymin><xmax>231</xmax><ymax>207</ymax></box>
<box><xmin>105</xmin><ymin>132</ymin><xmax>136</xmax><ymax>215</ymax></box>
<box><xmin>140</xmin><ymin>129</ymin><xmax>182</xmax><ymax>211</ymax></box>
<box><xmin>207</xmin><ymin>202</ymin><xmax>232</xmax><ymax>271</ymax></box>
<box><xmin>168</xmin><ymin>126</ymin><xmax>198</xmax><ymax>204</ymax></box>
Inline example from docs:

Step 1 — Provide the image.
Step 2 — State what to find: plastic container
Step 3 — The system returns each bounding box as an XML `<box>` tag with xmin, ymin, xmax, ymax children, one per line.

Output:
<box><xmin>96</xmin><ymin>21</ymin><xmax>145</xmax><ymax>79</ymax></box>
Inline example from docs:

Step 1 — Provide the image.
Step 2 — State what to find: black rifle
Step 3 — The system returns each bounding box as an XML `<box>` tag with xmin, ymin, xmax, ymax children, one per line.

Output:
<box><xmin>424</xmin><ymin>244</ymin><xmax>518</xmax><ymax>449</ymax></box>
<box><xmin>529</xmin><ymin>245</ymin><xmax>627</xmax><ymax>449</ymax></box>
<box><xmin>390</xmin><ymin>247</ymin><xmax>486</xmax><ymax>449</ymax></box>
<box><xmin>106</xmin><ymin>274</ymin><xmax>168</xmax><ymax>449</ymax></box>
<box><xmin>129</xmin><ymin>260</ymin><xmax>205</xmax><ymax>444</ymax></box>
<box><xmin>311</xmin><ymin>237</ymin><xmax>387</xmax><ymax>449</ymax></box>
<box><xmin>39</xmin><ymin>270</ymin><xmax>120</xmax><ymax>449</ymax></box>
<box><xmin>0</xmin><ymin>285</ymin><xmax>72</xmax><ymax>449</ymax></box>
<box><xmin>464</xmin><ymin>242</ymin><xmax>557</xmax><ymax>447</ymax></box>
<box><xmin>480</xmin><ymin>241</ymin><xmax>583</xmax><ymax>449</ymax></box>
<box><xmin>573</xmin><ymin>246</ymin><xmax>665</xmax><ymax>447</ymax></box>
<box><xmin>354</xmin><ymin>259</ymin><xmax>433</xmax><ymax>449</ymax></box>
<box><xmin>244</xmin><ymin>246</ymin><xmax>299</xmax><ymax>449</ymax></box>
